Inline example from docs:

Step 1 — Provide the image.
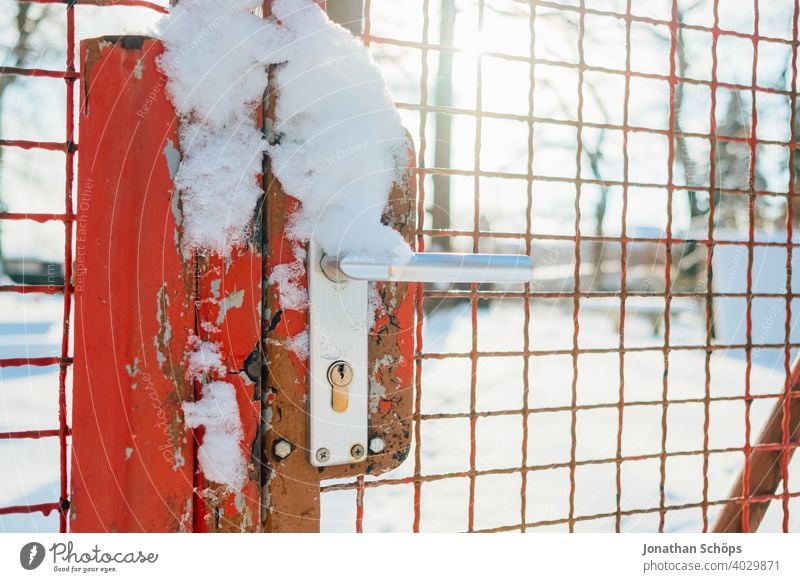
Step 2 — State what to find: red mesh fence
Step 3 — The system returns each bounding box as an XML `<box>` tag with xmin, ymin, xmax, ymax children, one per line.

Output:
<box><xmin>2</xmin><ymin>0</ymin><xmax>799</xmax><ymax>534</ymax></box>
<box><xmin>318</xmin><ymin>0</ymin><xmax>800</xmax><ymax>533</ymax></box>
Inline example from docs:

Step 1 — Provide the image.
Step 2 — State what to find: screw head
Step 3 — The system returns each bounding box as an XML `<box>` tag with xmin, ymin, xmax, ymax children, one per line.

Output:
<box><xmin>274</xmin><ymin>439</ymin><xmax>292</xmax><ymax>459</ymax></box>
<box><xmin>369</xmin><ymin>437</ymin><xmax>385</xmax><ymax>454</ymax></box>
<box><xmin>315</xmin><ymin>448</ymin><xmax>330</xmax><ymax>463</ymax></box>
<box><xmin>350</xmin><ymin>443</ymin><xmax>366</xmax><ymax>460</ymax></box>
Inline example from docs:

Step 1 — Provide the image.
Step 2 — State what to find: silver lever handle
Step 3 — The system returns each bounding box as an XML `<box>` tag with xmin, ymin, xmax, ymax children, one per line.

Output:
<box><xmin>322</xmin><ymin>252</ymin><xmax>533</xmax><ymax>284</ymax></box>
<box><xmin>308</xmin><ymin>245</ymin><xmax>532</xmax><ymax>469</ymax></box>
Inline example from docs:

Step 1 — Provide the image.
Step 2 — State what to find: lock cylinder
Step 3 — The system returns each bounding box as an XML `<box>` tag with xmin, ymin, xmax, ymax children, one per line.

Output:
<box><xmin>328</xmin><ymin>360</ymin><xmax>353</xmax><ymax>413</ymax></box>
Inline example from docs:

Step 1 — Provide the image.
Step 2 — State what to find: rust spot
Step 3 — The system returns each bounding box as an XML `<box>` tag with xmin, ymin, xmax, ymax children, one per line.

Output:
<box><xmin>102</xmin><ymin>35</ymin><xmax>148</xmax><ymax>50</ymax></box>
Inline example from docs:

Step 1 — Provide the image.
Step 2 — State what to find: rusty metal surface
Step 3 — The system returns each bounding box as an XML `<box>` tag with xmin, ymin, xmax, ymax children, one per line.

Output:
<box><xmin>261</xmin><ymin>110</ymin><xmax>417</xmax><ymax>531</ymax></box>
<box><xmin>68</xmin><ymin>21</ymin><xmax>417</xmax><ymax>532</ymax></box>
<box><xmin>193</xmin><ymin>250</ymin><xmax>263</xmax><ymax>532</ymax></box>
<box><xmin>259</xmin><ymin>2</ymin><xmax>417</xmax><ymax>530</ymax></box>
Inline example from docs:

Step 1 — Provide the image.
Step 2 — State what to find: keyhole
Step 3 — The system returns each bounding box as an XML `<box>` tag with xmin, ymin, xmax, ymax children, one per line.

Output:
<box><xmin>328</xmin><ymin>360</ymin><xmax>353</xmax><ymax>413</ymax></box>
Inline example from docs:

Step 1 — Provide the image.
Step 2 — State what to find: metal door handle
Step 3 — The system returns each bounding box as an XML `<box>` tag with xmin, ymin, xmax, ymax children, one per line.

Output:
<box><xmin>322</xmin><ymin>251</ymin><xmax>533</xmax><ymax>284</ymax></box>
<box><xmin>308</xmin><ymin>242</ymin><xmax>533</xmax><ymax>467</ymax></box>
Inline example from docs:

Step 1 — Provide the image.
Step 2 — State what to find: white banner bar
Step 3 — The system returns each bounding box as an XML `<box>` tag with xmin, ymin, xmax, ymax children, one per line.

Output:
<box><xmin>1</xmin><ymin>534</ymin><xmax>799</xmax><ymax>581</ymax></box>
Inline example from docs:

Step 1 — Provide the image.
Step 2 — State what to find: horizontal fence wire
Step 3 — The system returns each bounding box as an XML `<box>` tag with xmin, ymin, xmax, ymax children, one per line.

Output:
<box><xmin>315</xmin><ymin>0</ymin><xmax>800</xmax><ymax>533</ymax></box>
<box><xmin>0</xmin><ymin>0</ymin><xmax>166</xmax><ymax>533</ymax></box>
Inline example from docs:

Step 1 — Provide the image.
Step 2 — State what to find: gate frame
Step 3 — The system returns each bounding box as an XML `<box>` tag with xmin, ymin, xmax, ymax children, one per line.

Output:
<box><xmin>71</xmin><ymin>0</ymin><xmax>417</xmax><ymax>532</ymax></box>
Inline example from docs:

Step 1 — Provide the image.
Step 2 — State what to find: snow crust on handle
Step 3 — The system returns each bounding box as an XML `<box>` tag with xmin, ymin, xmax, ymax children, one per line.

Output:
<box><xmin>158</xmin><ymin>0</ymin><xmax>411</xmax><ymax>260</ymax></box>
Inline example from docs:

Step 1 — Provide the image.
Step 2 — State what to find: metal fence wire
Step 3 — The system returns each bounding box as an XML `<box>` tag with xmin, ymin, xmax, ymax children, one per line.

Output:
<box><xmin>320</xmin><ymin>0</ymin><xmax>800</xmax><ymax>533</ymax></box>
<box><xmin>1</xmin><ymin>0</ymin><xmax>799</xmax><ymax>533</ymax></box>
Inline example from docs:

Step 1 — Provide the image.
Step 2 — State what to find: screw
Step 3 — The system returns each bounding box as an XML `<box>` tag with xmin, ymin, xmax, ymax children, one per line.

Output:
<box><xmin>315</xmin><ymin>448</ymin><xmax>330</xmax><ymax>463</ymax></box>
<box><xmin>274</xmin><ymin>439</ymin><xmax>292</xmax><ymax>459</ymax></box>
<box><xmin>350</xmin><ymin>443</ymin><xmax>366</xmax><ymax>460</ymax></box>
<box><xmin>369</xmin><ymin>437</ymin><xmax>385</xmax><ymax>454</ymax></box>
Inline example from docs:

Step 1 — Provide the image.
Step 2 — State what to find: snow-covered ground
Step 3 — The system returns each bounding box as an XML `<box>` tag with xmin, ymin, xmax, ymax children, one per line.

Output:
<box><xmin>1</xmin><ymin>289</ymin><xmax>798</xmax><ymax>533</ymax></box>
<box><xmin>321</xmin><ymin>298</ymin><xmax>800</xmax><ymax>532</ymax></box>
<box><xmin>0</xmin><ymin>293</ymin><xmax>63</xmax><ymax>533</ymax></box>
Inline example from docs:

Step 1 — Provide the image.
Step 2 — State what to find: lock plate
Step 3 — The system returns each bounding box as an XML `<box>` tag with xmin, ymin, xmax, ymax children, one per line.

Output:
<box><xmin>308</xmin><ymin>241</ymin><xmax>369</xmax><ymax>466</ymax></box>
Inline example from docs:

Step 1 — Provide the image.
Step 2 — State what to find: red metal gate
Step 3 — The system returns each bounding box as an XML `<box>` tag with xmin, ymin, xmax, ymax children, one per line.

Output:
<box><xmin>69</xmin><ymin>4</ymin><xmax>418</xmax><ymax>531</ymax></box>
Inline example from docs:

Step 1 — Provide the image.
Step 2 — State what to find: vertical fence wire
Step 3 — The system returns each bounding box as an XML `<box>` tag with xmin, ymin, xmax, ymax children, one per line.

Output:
<box><xmin>520</xmin><ymin>0</ymin><xmax>537</xmax><ymax>534</ymax></box>
<box><xmin>703</xmin><ymin>0</ymin><xmax>721</xmax><ymax>534</ymax></box>
<box><xmin>615</xmin><ymin>0</ymin><xmax>632</xmax><ymax>535</ymax></box>
<box><xmin>412</xmin><ymin>0</ymin><xmax>430</xmax><ymax>534</ymax></box>
<box><xmin>784</xmin><ymin>0</ymin><xmax>800</xmax><ymax>536</ymax></box>
<box><xmin>58</xmin><ymin>0</ymin><xmax>76</xmax><ymax>535</ymax></box>
<box><xmin>467</xmin><ymin>0</ymin><xmax>485</xmax><ymax>534</ymax></box>
<box><xmin>658</xmin><ymin>0</ymin><xmax>678</xmax><ymax>534</ymax></box>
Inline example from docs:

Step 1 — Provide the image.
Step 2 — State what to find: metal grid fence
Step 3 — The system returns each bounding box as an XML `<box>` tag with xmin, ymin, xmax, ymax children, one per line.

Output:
<box><xmin>2</xmin><ymin>0</ymin><xmax>799</xmax><ymax>533</ymax></box>
<box><xmin>0</xmin><ymin>0</ymin><xmax>167</xmax><ymax>534</ymax></box>
<box><xmin>318</xmin><ymin>0</ymin><xmax>800</xmax><ymax>533</ymax></box>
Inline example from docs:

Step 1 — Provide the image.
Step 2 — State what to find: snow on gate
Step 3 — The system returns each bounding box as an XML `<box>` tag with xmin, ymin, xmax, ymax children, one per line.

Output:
<box><xmin>1</xmin><ymin>0</ymin><xmax>800</xmax><ymax>533</ymax></box>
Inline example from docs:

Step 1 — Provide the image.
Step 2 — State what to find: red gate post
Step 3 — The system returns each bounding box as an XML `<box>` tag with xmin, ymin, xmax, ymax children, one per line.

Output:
<box><xmin>71</xmin><ymin>36</ymin><xmax>195</xmax><ymax>532</ymax></box>
<box><xmin>193</xmin><ymin>246</ymin><xmax>263</xmax><ymax>532</ymax></box>
<box><xmin>72</xmin><ymin>36</ymin><xmax>263</xmax><ymax>532</ymax></box>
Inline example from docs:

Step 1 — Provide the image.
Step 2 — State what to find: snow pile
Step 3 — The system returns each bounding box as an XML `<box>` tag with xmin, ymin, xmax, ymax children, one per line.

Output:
<box><xmin>158</xmin><ymin>0</ymin><xmax>289</xmax><ymax>255</ymax></box>
<box><xmin>267</xmin><ymin>0</ymin><xmax>411</xmax><ymax>260</ymax></box>
<box><xmin>158</xmin><ymin>0</ymin><xmax>411</xmax><ymax>260</ymax></box>
<box><xmin>185</xmin><ymin>336</ymin><xmax>226</xmax><ymax>381</ymax></box>
<box><xmin>267</xmin><ymin>247</ymin><xmax>308</xmax><ymax>310</ymax></box>
<box><xmin>182</xmin><ymin>337</ymin><xmax>246</xmax><ymax>491</ymax></box>
<box><xmin>182</xmin><ymin>381</ymin><xmax>247</xmax><ymax>490</ymax></box>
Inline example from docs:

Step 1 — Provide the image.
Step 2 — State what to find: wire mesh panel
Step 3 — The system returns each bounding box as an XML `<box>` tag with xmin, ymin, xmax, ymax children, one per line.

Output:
<box><xmin>2</xmin><ymin>0</ymin><xmax>800</xmax><ymax>534</ymax></box>
<box><xmin>0</xmin><ymin>0</ymin><xmax>167</xmax><ymax>533</ymax></box>
<box><xmin>318</xmin><ymin>0</ymin><xmax>800</xmax><ymax>533</ymax></box>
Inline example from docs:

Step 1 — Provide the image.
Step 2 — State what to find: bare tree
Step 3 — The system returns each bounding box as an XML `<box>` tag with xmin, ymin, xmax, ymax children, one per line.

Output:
<box><xmin>0</xmin><ymin>2</ymin><xmax>63</xmax><ymax>196</ymax></box>
<box><xmin>1</xmin><ymin>5</ymin><xmax>46</xmax><ymax>172</ymax></box>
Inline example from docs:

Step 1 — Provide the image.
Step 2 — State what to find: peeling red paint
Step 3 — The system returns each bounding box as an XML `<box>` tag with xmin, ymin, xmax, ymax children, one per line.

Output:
<box><xmin>72</xmin><ymin>37</ymin><xmax>194</xmax><ymax>532</ymax></box>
